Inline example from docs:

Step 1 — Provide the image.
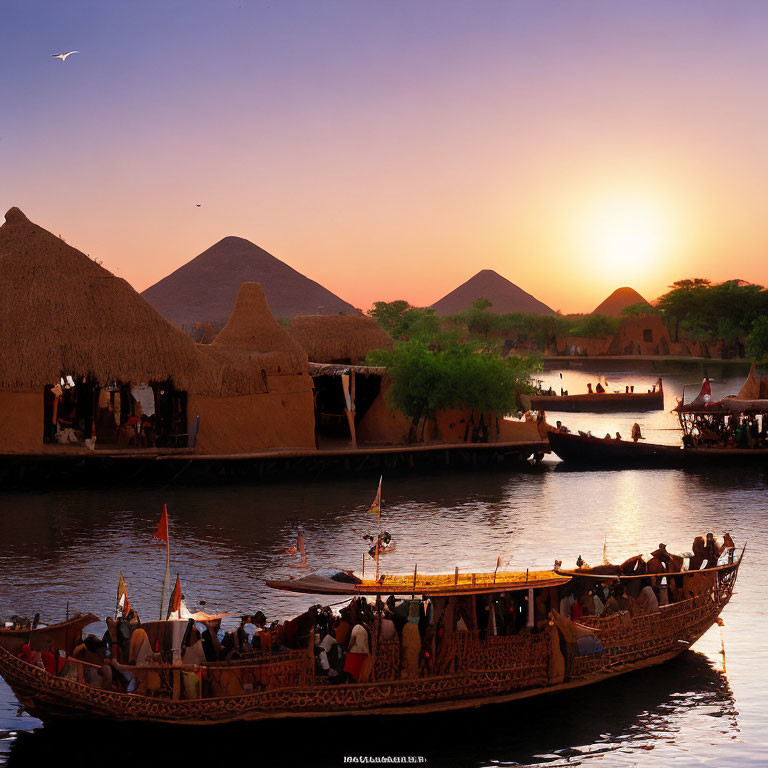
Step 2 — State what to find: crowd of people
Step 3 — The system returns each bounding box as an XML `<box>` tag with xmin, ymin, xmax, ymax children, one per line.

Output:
<box><xmin>559</xmin><ymin>533</ymin><xmax>735</xmax><ymax>623</ymax></box>
<box><xmin>683</xmin><ymin>414</ymin><xmax>768</xmax><ymax>449</ymax></box>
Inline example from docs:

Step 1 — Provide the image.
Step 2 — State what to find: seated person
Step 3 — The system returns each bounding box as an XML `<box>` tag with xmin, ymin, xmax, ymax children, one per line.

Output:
<box><xmin>72</xmin><ymin>634</ymin><xmax>113</xmax><ymax>689</ymax></box>
<box><xmin>595</xmin><ymin>382</ymin><xmax>605</xmax><ymax>394</ymax></box>
<box><xmin>637</xmin><ymin>582</ymin><xmax>660</xmax><ymax>614</ymax></box>
<box><xmin>600</xmin><ymin>584</ymin><xmax>632</xmax><ymax>617</ymax></box>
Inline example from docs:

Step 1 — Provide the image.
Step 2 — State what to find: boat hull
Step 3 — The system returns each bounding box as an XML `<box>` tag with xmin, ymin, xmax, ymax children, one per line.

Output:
<box><xmin>548</xmin><ymin>430</ymin><xmax>768</xmax><ymax>468</ymax></box>
<box><xmin>0</xmin><ymin>569</ymin><xmax>737</xmax><ymax>725</ymax></box>
<box><xmin>529</xmin><ymin>391</ymin><xmax>663</xmax><ymax>413</ymax></box>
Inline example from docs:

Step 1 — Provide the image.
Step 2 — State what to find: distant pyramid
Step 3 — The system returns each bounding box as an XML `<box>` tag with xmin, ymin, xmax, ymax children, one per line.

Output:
<box><xmin>592</xmin><ymin>287</ymin><xmax>649</xmax><ymax>317</ymax></box>
<box><xmin>430</xmin><ymin>269</ymin><xmax>555</xmax><ymax>316</ymax></box>
<box><xmin>141</xmin><ymin>236</ymin><xmax>358</xmax><ymax>327</ymax></box>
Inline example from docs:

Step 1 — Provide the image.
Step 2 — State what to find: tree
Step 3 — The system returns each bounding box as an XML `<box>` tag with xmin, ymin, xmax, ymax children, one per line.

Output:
<box><xmin>746</xmin><ymin>315</ymin><xmax>768</xmax><ymax>363</ymax></box>
<box><xmin>367</xmin><ymin>300</ymin><xmax>440</xmax><ymax>341</ymax></box>
<box><xmin>568</xmin><ymin>314</ymin><xmax>620</xmax><ymax>338</ymax></box>
<box><xmin>365</xmin><ymin>339</ymin><xmax>538</xmax><ymax>439</ymax></box>
<box><xmin>656</xmin><ymin>279</ymin><xmax>712</xmax><ymax>342</ymax></box>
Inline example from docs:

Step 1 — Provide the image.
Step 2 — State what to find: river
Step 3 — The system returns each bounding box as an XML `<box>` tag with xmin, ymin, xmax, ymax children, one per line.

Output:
<box><xmin>1</xmin><ymin>367</ymin><xmax>766</xmax><ymax>766</ymax></box>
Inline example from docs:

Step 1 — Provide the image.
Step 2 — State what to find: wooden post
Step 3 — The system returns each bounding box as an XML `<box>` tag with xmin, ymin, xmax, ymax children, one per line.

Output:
<box><xmin>454</xmin><ymin>566</ymin><xmax>459</xmax><ymax>586</ymax></box>
<box><xmin>412</xmin><ymin>563</ymin><xmax>418</xmax><ymax>596</ymax></box>
<box><xmin>362</xmin><ymin>553</ymin><xmax>365</xmax><ymax>579</ymax></box>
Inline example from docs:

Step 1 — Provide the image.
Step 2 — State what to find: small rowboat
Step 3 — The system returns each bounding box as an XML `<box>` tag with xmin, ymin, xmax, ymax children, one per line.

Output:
<box><xmin>0</xmin><ymin>614</ymin><xmax>99</xmax><ymax>656</ymax></box>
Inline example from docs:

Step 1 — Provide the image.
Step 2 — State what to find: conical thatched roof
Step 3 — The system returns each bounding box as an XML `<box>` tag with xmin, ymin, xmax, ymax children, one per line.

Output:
<box><xmin>0</xmin><ymin>207</ymin><xmax>219</xmax><ymax>392</ymax></box>
<box><xmin>287</xmin><ymin>314</ymin><xmax>393</xmax><ymax>364</ymax></box>
<box><xmin>204</xmin><ymin>283</ymin><xmax>308</xmax><ymax>378</ymax></box>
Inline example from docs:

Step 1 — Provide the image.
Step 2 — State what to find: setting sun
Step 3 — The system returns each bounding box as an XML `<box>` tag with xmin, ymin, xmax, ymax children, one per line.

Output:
<box><xmin>575</xmin><ymin>193</ymin><xmax>674</xmax><ymax>283</ymax></box>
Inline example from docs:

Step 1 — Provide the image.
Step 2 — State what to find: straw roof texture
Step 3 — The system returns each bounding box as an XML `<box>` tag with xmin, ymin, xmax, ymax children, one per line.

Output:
<box><xmin>287</xmin><ymin>314</ymin><xmax>393</xmax><ymax>364</ymax></box>
<box><xmin>0</xmin><ymin>207</ymin><xmax>221</xmax><ymax>392</ymax></box>
<box><xmin>202</xmin><ymin>283</ymin><xmax>308</xmax><ymax>386</ymax></box>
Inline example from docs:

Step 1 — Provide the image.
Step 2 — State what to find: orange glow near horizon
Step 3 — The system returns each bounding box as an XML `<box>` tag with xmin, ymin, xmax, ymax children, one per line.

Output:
<box><xmin>5</xmin><ymin>3</ymin><xmax>768</xmax><ymax>315</ymax></box>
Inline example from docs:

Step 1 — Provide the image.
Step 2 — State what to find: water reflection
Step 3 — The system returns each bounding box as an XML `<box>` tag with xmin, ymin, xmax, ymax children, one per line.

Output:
<box><xmin>0</xmin><ymin>367</ymin><xmax>765</xmax><ymax>766</ymax></box>
<box><xmin>1</xmin><ymin>652</ymin><xmax>736</xmax><ymax>768</ymax></box>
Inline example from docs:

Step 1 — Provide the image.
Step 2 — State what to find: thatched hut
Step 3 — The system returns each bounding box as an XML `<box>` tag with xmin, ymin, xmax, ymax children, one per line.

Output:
<box><xmin>287</xmin><ymin>315</ymin><xmax>393</xmax><ymax>365</ymax></box>
<box><xmin>191</xmin><ymin>283</ymin><xmax>315</xmax><ymax>453</ymax></box>
<box><xmin>0</xmin><ymin>209</ymin><xmax>315</xmax><ymax>455</ymax></box>
<box><xmin>0</xmin><ymin>207</ymin><xmax>224</xmax><ymax>452</ymax></box>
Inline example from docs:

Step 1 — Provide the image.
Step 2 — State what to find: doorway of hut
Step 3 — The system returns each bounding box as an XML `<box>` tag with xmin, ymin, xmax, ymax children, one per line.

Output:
<box><xmin>309</xmin><ymin>364</ymin><xmax>382</xmax><ymax>449</ymax></box>
<box><xmin>42</xmin><ymin>377</ymin><xmax>188</xmax><ymax>451</ymax></box>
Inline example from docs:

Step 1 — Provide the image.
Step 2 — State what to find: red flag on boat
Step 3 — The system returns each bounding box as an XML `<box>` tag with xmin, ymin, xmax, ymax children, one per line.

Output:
<box><xmin>167</xmin><ymin>573</ymin><xmax>182</xmax><ymax>619</ymax></box>
<box><xmin>153</xmin><ymin>504</ymin><xmax>169</xmax><ymax>543</ymax></box>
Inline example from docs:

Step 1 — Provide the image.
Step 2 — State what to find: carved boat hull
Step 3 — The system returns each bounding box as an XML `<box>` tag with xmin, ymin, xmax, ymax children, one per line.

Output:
<box><xmin>0</xmin><ymin>563</ymin><xmax>738</xmax><ymax>725</ymax></box>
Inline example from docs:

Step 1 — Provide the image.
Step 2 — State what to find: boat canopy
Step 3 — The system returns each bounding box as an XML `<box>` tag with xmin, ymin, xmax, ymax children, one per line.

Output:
<box><xmin>266</xmin><ymin>569</ymin><xmax>571</xmax><ymax>597</ymax></box>
<box><xmin>676</xmin><ymin>367</ymin><xmax>768</xmax><ymax>414</ymax></box>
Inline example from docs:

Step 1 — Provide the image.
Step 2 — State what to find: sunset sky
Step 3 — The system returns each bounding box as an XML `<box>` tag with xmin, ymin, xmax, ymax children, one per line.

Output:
<box><xmin>3</xmin><ymin>1</ymin><xmax>768</xmax><ymax>313</ymax></box>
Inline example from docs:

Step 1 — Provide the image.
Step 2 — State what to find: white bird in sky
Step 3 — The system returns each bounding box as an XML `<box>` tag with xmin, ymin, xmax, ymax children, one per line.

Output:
<box><xmin>51</xmin><ymin>51</ymin><xmax>78</xmax><ymax>62</ymax></box>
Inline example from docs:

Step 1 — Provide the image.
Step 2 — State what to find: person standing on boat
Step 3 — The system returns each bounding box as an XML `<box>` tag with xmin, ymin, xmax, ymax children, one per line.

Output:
<box><xmin>631</xmin><ymin>423</ymin><xmax>643</xmax><ymax>442</ymax></box>
<box><xmin>587</xmin><ymin>383</ymin><xmax>594</xmax><ymax>394</ymax></box>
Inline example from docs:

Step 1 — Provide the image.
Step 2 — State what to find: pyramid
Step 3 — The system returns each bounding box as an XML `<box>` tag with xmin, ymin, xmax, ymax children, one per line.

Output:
<box><xmin>592</xmin><ymin>287</ymin><xmax>649</xmax><ymax>317</ymax></box>
<box><xmin>141</xmin><ymin>236</ymin><xmax>358</xmax><ymax>327</ymax></box>
<box><xmin>430</xmin><ymin>269</ymin><xmax>555</xmax><ymax>316</ymax></box>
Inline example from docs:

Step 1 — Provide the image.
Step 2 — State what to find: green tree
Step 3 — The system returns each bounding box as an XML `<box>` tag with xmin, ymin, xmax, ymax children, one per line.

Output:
<box><xmin>568</xmin><ymin>314</ymin><xmax>620</xmax><ymax>338</ymax></box>
<box><xmin>367</xmin><ymin>300</ymin><xmax>440</xmax><ymax>341</ymax></box>
<box><xmin>366</xmin><ymin>339</ymin><xmax>538</xmax><ymax>440</ymax></box>
<box><xmin>746</xmin><ymin>315</ymin><xmax>768</xmax><ymax>363</ymax></box>
<box><xmin>656</xmin><ymin>278</ymin><xmax>712</xmax><ymax>342</ymax></box>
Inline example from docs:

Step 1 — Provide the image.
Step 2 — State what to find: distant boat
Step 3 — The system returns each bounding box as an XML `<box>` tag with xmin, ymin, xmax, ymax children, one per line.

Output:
<box><xmin>527</xmin><ymin>380</ymin><xmax>664</xmax><ymax>413</ymax></box>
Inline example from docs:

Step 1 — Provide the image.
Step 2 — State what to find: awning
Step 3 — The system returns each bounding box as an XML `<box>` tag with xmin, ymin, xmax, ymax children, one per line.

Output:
<box><xmin>266</xmin><ymin>569</ymin><xmax>571</xmax><ymax>597</ymax></box>
<box><xmin>308</xmin><ymin>362</ymin><xmax>387</xmax><ymax>376</ymax></box>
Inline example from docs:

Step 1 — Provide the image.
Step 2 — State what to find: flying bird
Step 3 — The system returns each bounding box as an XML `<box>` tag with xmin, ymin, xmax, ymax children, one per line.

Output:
<box><xmin>196</xmin><ymin>203</ymin><xmax>201</xmax><ymax>207</ymax></box>
<box><xmin>51</xmin><ymin>51</ymin><xmax>78</xmax><ymax>62</ymax></box>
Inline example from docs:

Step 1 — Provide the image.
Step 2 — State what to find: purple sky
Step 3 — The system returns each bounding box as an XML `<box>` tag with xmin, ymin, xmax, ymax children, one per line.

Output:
<box><xmin>3</xmin><ymin>1</ymin><xmax>768</xmax><ymax>312</ymax></box>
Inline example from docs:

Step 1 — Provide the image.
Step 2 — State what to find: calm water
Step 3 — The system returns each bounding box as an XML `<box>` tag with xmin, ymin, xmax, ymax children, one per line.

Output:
<box><xmin>1</xmin><ymin>369</ymin><xmax>766</xmax><ymax>767</ymax></box>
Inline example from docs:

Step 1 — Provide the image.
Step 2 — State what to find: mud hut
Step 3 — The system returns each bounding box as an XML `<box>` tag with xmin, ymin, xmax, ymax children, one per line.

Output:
<box><xmin>0</xmin><ymin>209</ymin><xmax>315</xmax><ymax>455</ymax></box>
<box><xmin>0</xmin><ymin>207</ymin><xmax>226</xmax><ymax>452</ymax></box>
<box><xmin>287</xmin><ymin>315</ymin><xmax>393</xmax><ymax>365</ymax></box>
<box><xmin>192</xmin><ymin>283</ymin><xmax>316</xmax><ymax>453</ymax></box>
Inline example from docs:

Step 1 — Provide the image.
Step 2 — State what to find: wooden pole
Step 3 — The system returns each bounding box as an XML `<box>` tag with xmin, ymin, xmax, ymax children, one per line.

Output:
<box><xmin>362</xmin><ymin>552</ymin><xmax>365</xmax><ymax>578</ymax></box>
<box><xmin>412</xmin><ymin>563</ymin><xmax>418</xmax><ymax>596</ymax></box>
<box><xmin>159</xmin><ymin>506</ymin><xmax>171</xmax><ymax>621</ymax></box>
<box><xmin>454</xmin><ymin>566</ymin><xmax>459</xmax><ymax>585</ymax></box>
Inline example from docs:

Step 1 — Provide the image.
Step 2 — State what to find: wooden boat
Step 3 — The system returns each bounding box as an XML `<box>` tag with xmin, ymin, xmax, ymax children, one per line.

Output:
<box><xmin>0</xmin><ymin>546</ymin><xmax>741</xmax><ymax>725</ymax></box>
<box><xmin>0</xmin><ymin>614</ymin><xmax>99</xmax><ymax>656</ymax></box>
<box><xmin>548</xmin><ymin>429</ymin><xmax>768</xmax><ymax>468</ymax></box>
<box><xmin>527</xmin><ymin>388</ymin><xmax>664</xmax><ymax>413</ymax></box>
<box><xmin>547</xmin><ymin>430</ymin><xmax>687</xmax><ymax>468</ymax></box>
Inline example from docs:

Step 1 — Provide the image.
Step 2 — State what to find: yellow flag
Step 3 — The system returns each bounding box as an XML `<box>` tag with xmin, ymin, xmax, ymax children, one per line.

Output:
<box><xmin>367</xmin><ymin>476</ymin><xmax>382</xmax><ymax>516</ymax></box>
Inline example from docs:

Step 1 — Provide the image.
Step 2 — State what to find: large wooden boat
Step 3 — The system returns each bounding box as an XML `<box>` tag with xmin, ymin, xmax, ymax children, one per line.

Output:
<box><xmin>548</xmin><ymin>429</ymin><xmax>768</xmax><ymax>468</ymax></box>
<box><xmin>527</xmin><ymin>388</ymin><xmax>664</xmax><ymax>413</ymax></box>
<box><xmin>0</xmin><ymin>548</ymin><xmax>741</xmax><ymax>725</ymax></box>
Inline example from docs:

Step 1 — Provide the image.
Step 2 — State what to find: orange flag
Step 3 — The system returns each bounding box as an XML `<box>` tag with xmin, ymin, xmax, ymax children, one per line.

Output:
<box><xmin>153</xmin><ymin>504</ymin><xmax>169</xmax><ymax>543</ymax></box>
<box><xmin>167</xmin><ymin>573</ymin><xmax>182</xmax><ymax>619</ymax></box>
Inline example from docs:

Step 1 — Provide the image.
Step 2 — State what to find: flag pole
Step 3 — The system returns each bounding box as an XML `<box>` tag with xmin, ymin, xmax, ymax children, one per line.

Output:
<box><xmin>159</xmin><ymin>504</ymin><xmax>171</xmax><ymax>621</ymax></box>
